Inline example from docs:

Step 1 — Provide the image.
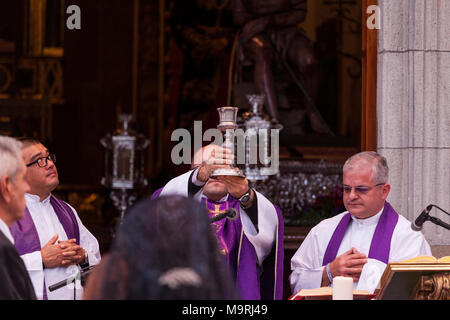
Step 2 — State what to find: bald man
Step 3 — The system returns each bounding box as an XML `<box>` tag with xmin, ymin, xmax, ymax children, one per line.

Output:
<box><xmin>152</xmin><ymin>144</ymin><xmax>284</xmax><ymax>300</ymax></box>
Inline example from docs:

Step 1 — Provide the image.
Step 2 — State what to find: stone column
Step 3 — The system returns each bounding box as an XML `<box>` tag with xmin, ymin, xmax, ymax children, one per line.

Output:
<box><xmin>377</xmin><ymin>0</ymin><xmax>450</xmax><ymax>248</ymax></box>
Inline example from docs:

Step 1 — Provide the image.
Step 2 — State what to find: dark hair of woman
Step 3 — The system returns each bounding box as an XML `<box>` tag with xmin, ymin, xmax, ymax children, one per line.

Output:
<box><xmin>83</xmin><ymin>195</ymin><xmax>240</xmax><ymax>300</ymax></box>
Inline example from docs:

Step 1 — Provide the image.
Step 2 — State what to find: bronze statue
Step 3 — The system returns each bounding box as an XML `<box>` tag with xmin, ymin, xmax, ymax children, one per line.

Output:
<box><xmin>232</xmin><ymin>0</ymin><xmax>333</xmax><ymax>135</ymax></box>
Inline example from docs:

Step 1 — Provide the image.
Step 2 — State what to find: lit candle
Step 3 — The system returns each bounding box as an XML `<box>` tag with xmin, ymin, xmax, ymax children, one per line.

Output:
<box><xmin>332</xmin><ymin>276</ymin><xmax>353</xmax><ymax>300</ymax></box>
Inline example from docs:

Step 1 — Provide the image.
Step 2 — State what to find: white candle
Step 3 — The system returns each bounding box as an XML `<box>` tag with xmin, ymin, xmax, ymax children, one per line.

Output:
<box><xmin>332</xmin><ymin>276</ymin><xmax>353</xmax><ymax>300</ymax></box>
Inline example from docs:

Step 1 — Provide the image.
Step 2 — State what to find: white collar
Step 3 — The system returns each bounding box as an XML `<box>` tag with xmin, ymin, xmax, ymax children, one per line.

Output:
<box><xmin>351</xmin><ymin>207</ymin><xmax>384</xmax><ymax>227</ymax></box>
<box><xmin>25</xmin><ymin>193</ymin><xmax>51</xmax><ymax>204</ymax></box>
<box><xmin>0</xmin><ymin>217</ymin><xmax>14</xmax><ymax>244</ymax></box>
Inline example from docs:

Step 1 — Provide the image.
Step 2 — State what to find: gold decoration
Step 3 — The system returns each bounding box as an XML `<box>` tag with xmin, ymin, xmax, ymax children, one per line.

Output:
<box><xmin>412</xmin><ymin>272</ymin><xmax>450</xmax><ymax>300</ymax></box>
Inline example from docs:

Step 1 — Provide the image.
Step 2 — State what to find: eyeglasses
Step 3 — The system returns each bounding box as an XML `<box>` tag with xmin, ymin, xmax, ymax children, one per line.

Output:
<box><xmin>342</xmin><ymin>183</ymin><xmax>385</xmax><ymax>195</ymax></box>
<box><xmin>26</xmin><ymin>154</ymin><xmax>56</xmax><ymax>168</ymax></box>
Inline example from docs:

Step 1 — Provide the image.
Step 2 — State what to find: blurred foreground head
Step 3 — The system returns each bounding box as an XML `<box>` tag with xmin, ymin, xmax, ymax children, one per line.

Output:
<box><xmin>84</xmin><ymin>195</ymin><xmax>239</xmax><ymax>300</ymax></box>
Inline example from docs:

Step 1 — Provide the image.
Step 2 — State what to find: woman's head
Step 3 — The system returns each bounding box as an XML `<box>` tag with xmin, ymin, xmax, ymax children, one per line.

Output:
<box><xmin>95</xmin><ymin>195</ymin><xmax>239</xmax><ymax>300</ymax></box>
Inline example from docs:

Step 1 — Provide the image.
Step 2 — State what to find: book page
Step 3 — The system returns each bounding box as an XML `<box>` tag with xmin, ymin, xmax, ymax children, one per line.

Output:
<box><xmin>398</xmin><ymin>255</ymin><xmax>438</xmax><ymax>263</ymax></box>
<box><xmin>438</xmin><ymin>256</ymin><xmax>450</xmax><ymax>263</ymax></box>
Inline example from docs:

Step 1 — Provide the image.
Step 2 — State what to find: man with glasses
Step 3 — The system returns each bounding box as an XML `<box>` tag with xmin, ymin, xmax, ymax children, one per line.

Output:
<box><xmin>289</xmin><ymin>151</ymin><xmax>431</xmax><ymax>294</ymax></box>
<box><xmin>9</xmin><ymin>138</ymin><xmax>101</xmax><ymax>300</ymax></box>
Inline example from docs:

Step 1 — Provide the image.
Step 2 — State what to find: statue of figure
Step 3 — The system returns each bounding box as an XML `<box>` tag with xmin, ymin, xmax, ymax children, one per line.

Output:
<box><xmin>231</xmin><ymin>0</ymin><xmax>333</xmax><ymax>135</ymax></box>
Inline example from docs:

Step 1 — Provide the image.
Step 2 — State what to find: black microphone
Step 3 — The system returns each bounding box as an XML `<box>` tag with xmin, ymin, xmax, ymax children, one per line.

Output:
<box><xmin>209</xmin><ymin>208</ymin><xmax>239</xmax><ymax>224</ymax></box>
<box><xmin>411</xmin><ymin>205</ymin><xmax>433</xmax><ymax>231</ymax></box>
<box><xmin>48</xmin><ymin>266</ymin><xmax>95</xmax><ymax>292</ymax></box>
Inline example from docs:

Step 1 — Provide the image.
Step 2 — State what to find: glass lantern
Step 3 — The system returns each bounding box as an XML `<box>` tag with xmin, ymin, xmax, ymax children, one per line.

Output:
<box><xmin>100</xmin><ymin>114</ymin><xmax>149</xmax><ymax>222</ymax></box>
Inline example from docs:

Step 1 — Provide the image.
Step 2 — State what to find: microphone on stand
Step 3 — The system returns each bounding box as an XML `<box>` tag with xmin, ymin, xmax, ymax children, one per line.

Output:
<box><xmin>210</xmin><ymin>208</ymin><xmax>239</xmax><ymax>224</ymax></box>
<box><xmin>411</xmin><ymin>204</ymin><xmax>450</xmax><ymax>231</ymax></box>
<box><xmin>426</xmin><ymin>215</ymin><xmax>450</xmax><ymax>230</ymax></box>
<box><xmin>48</xmin><ymin>266</ymin><xmax>95</xmax><ymax>292</ymax></box>
<box><xmin>411</xmin><ymin>205</ymin><xmax>433</xmax><ymax>231</ymax></box>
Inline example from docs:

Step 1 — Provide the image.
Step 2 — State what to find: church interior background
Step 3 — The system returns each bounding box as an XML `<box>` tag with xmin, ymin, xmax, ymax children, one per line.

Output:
<box><xmin>6</xmin><ymin>0</ymin><xmax>446</xmax><ymax>299</ymax></box>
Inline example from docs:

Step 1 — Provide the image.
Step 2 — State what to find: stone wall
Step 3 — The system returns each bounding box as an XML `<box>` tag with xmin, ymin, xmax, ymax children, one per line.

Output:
<box><xmin>377</xmin><ymin>0</ymin><xmax>450</xmax><ymax>245</ymax></box>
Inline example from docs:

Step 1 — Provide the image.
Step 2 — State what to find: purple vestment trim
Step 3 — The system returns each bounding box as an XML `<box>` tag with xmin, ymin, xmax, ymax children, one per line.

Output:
<box><xmin>9</xmin><ymin>195</ymin><xmax>81</xmax><ymax>299</ymax></box>
<box><xmin>153</xmin><ymin>187</ymin><xmax>284</xmax><ymax>300</ymax></box>
<box><xmin>322</xmin><ymin>202</ymin><xmax>399</xmax><ymax>266</ymax></box>
<box><xmin>151</xmin><ymin>187</ymin><xmax>163</xmax><ymax>200</ymax></box>
<box><xmin>202</xmin><ymin>196</ymin><xmax>284</xmax><ymax>300</ymax></box>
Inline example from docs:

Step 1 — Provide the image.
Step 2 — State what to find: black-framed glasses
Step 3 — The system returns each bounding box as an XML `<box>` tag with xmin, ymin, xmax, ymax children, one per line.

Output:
<box><xmin>342</xmin><ymin>183</ymin><xmax>385</xmax><ymax>195</ymax></box>
<box><xmin>26</xmin><ymin>154</ymin><xmax>56</xmax><ymax>168</ymax></box>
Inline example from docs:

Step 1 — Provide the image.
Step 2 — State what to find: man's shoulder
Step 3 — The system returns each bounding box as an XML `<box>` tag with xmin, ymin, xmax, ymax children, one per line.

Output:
<box><xmin>252</xmin><ymin>189</ymin><xmax>277</xmax><ymax>208</ymax></box>
<box><xmin>394</xmin><ymin>213</ymin><xmax>423</xmax><ymax>235</ymax></box>
<box><xmin>319</xmin><ymin>211</ymin><xmax>348</xmax><ymax>225</ymax></box>
<box><xmin>0</xmin><ymin>232</ymin><xmax>9</xmax><ymax>248</ymax></box>
<box><xmin>0</xmin><ymin>233</ymin><xmax>18</xmax><ymax>256</ymax></box>
<box><xmin>50</xmin><ymin>194</ymin><xmax>78</xmax><ymax>210</ymax></box>
<box><xmin>309</xmin><ymin>212</ymin><xmax>348</xmax><ymax>234</ymax></box>
<box><xmin>170</xmin><ymin>170</ymin><xmax>195</xmax><ymax>183</ymax></box>
<box><xmin>158</xmin><ymin>170</ymin><xmax>194</xmax><ymax>197</ymax></box>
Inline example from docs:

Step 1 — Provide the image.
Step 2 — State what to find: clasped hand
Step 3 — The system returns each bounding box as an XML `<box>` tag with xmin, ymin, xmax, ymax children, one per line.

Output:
<box><xmin>41</xmin><ymin>234</ymin><xmax>86</xmax><ymax>268</ymax></box>
<box><xmin>329</xmin><ymin>248</ymin><xmax>368</xmax><ymax>282</ymax></box>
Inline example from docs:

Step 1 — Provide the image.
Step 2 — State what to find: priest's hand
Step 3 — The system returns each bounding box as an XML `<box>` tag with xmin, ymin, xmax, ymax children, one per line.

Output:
<box><xmin>41</xmin><ymin>235</ymin><xmax>84</xmax><ymax>268</ymax></box>
<box><xmin>329</xmin><ymin>248</ymin><xmax>368</xmax><ymax>282</ymax></box>
<box><xmin>216</xmin><ymin>175</ymin><xmax>250</xmax><ymax>200</ymax></box>
<box><xmin>58</xmin><ymin>239</ymin><xmax>87</xmax><ymax>265</ymax></box>
<box><xmin>197</xmin><ymin>147</ymin><xmax>234</xmax><ymax>182</ymax></box>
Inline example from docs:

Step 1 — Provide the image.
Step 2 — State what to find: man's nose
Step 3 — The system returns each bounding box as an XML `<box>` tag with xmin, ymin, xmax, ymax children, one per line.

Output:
<box><xmin>46</xmin><ymin>158</ymin><xmax>55</xmax><ymax>168</ymax></box>
<box><xmin>348</xmin><ymin>188</ymin><xmax>359</xmax><ymax>199</ymax></box>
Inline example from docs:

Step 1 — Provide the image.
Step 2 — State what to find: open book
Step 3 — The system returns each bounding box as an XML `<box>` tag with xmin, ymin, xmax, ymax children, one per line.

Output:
<box><xmin>289</xmin><ymin>287</ymin><xmax>375</xmax><ymax>300</ymax></box>
<box><xmin>398</xmin><ymin>256</ymin><xmax>450</xmax><ymax>263</ymax></box>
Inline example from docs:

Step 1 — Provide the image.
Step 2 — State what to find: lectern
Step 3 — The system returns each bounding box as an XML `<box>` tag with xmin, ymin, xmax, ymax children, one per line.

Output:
<box><xmin>377</xmin><ymin>257</ymin><xmax>450</xmax><ymax>300</ymax></box>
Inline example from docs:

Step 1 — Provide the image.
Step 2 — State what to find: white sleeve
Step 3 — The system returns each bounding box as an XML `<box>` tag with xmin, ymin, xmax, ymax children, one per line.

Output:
<box><xmin>68</xmin><ymin>204</ymin><xmax>101</xmax><ymax>266</ymax></box>
<box><xmin>21</xmin><ymin>251</ymin><xmax>43</xmax><ymax>271</ymax></box>
<box><xmin>389</xmin><ymin>217</ymin><xmax>432</xmax><ymax>262</ymax></box>
<box><xmin>190</xmin><ymin>167</ymin><xmax>206</xmax><ymax>187</ymax></box>
<box><xmin>241</xmin><ymin>191</ymin><xmax>277</xmax><ymax>266</ymax></box>
<box><xmin>356</xmin><ymin>258</ymin><xmax>387</xmax><ymax>293</ymax></box>
<box><xmin>357</xmin><ymin>215</ymin><xmax>432</xmax><ymax>293</ymax></box>
<box><xmin>289</xmin><ymin>226</ymin><xmax>324</xmax><ymax>293</ymax></box>
<box><xmin>20</xmin><ymin>251</ymin><xmax>44</xmax><ymax>298</ymax></box>
<box><xmin>159</xmin><ymin>170</ymin><xmax>193</xmax><ymax>197</ymax></box>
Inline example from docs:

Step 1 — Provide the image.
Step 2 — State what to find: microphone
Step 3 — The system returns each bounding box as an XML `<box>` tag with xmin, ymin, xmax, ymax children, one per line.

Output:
<box><xmin>209</xmin><ymin>208</ymin><xmax>239</xmax><ymax>224</ymax></box>
<box><xmin>48</xmin><ymin>266</ymin><xmax>95</xmax><ymax>292</ymax></box>
<box><xmin>411</xmin><ymin>205</ymin><xmax>433</xmax><ymax>231</ymax></box>
<box><xmin>427</xmin><ymin>215</ymin><xmax>450</xmax><ymax>231</ymax></box>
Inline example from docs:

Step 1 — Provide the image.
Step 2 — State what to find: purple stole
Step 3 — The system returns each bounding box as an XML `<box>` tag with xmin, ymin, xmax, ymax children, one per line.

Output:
<box><xmin>151</xmin><ymin>187</ymin><xmax>163</xmax><ymax>200</ymax></box>
<box><xmin>9</xmin><ymin>195</ymin><xmax>80</xmax><ymax>299</ymax></box>
<box><xmin>152</xmin><ymin>188</ymin><xmax>284</xmax><ymax>300</ymax></box>
<box><xmin>322</xmin><ymin>201</ymin><xmax>399</xmax><ymax>266</ymax></box>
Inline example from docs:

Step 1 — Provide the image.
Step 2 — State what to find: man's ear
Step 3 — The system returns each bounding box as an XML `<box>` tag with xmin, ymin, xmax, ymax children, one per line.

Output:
<box><xmin>0</xmin><ymin>176</ymin><xmax>12</xmax><ymax>204</ymax></box>
<box><xmin>381</xmin><ymin>183</ymin><xmax>391</xmax><ymax>200</ymax></box>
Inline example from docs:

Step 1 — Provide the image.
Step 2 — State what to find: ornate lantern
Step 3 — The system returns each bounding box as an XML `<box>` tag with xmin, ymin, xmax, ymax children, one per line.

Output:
<box><xmin>100</xmin><ymin>114</ymin><xmax>149</xmax><ymax>222</ymax></box>
<box><xmin>243</xmin><ymin>94</ymin><xmax>282</xmax><ymax>182</ymax></box>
